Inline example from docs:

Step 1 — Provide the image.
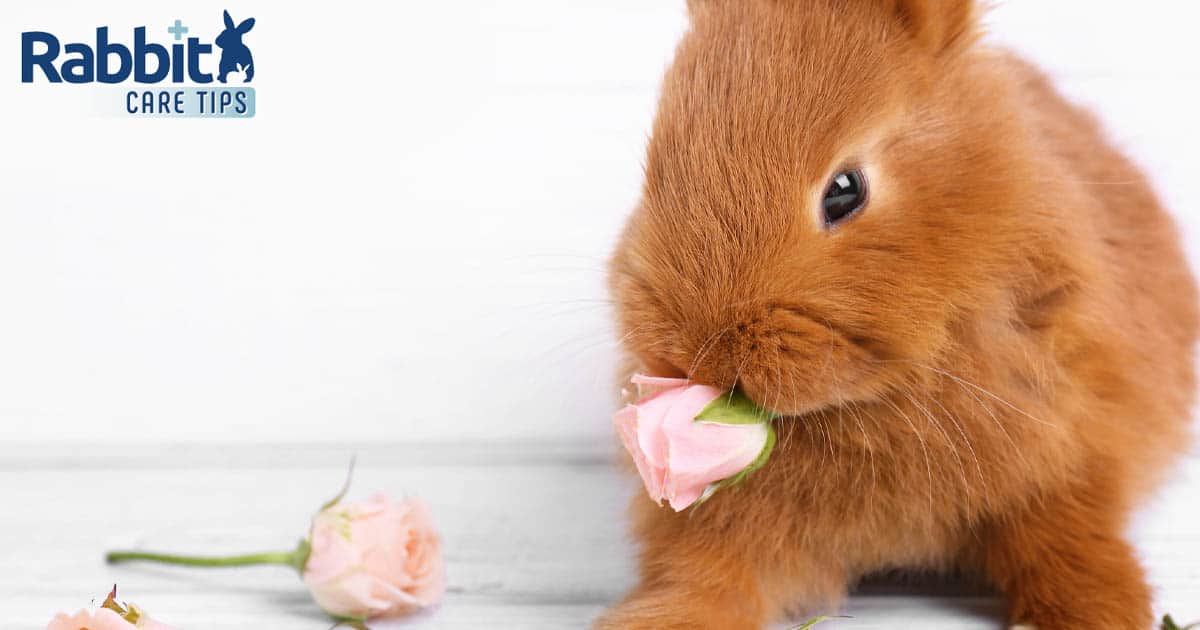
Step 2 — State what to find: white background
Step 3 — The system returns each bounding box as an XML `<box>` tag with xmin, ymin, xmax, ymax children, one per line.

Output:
<box><xmin>1</xmin><ymin>1</ymin><xmax>1199</xmax><ymax>446</ymax></box>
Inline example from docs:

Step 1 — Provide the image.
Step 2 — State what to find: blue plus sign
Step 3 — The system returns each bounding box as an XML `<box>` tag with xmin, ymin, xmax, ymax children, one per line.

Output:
<box><xmin>167</xmin><ymin>19</ymin><xmax>188</xmax><ymax>41</ymax></box>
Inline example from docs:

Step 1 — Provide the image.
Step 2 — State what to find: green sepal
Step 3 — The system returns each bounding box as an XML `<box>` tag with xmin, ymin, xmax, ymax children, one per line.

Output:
<box><xmin>290</xmin><ymin>537</ymin><xmax>313</xmax><ymax>574</ymax></box>
<box><xmin>694</xmin><ymin>390</ymin><xmax>777</xmax><ymax>426</ymax></box>
<box><xmin>99</xmin><ymin>586</ymin><xmax>142</xmax><ymax>624</ymax></box>
<box><xmin>1162</xmin><ymin>615</ymin><xmax>1200</xmax><ymax>630</ymax></box>
<box><xmin>301</xmin><ymin>458</ymin><xmax>356</xmax><ymax>574</ymax></box>
<box><xmin>790</xmin><ymin>616</ymin><xmax>851</xmax><ymax>629</ymax></box>
<box><xmin>689</xmin><ymin>422</ymin><xmax>777</xmax><ymax>511</ymax></box>
<box><xmin>320</xmin><ymin>457</ymin><xmax>357</xmax><ymax>512</ymax></box>
<box><xmin>328</xmin><ymin>619</ymin><xmax>371</xmax><ymax>630</ymax></box>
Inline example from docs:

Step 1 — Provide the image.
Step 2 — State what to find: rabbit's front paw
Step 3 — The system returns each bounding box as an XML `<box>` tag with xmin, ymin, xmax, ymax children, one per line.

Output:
<box><xmin>594</xmin><ymin>604</ymin><xmax>713</xmax><ymax>630</ymax></box>
<box><xmin>594</xmin><ymin>588</ymin><xmax>763</xmax><ymax>630</ymax></box>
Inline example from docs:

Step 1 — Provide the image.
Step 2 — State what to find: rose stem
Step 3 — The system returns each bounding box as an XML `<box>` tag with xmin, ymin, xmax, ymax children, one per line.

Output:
<box><xmin>105</xmin><ymin>549</ymin><xmax>300</xmax><ymax>568</ymax></box>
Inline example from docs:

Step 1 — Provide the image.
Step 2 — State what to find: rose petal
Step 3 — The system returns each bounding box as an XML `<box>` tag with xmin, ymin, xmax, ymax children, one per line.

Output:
<box><xmin>614</xmin><ymin>405</ymin><xmax>664</xmax><ymax>501</ymax></box>
<box><xmin>633</xmin><ymin>386</ymin><xmax>685</xmax><ymax>470</ymax></box>
<box><xmin>47</xmin><ymin>608</ymin><xmax>135</xmax><ymax>630</ymax></box>
<box><xmin>616</xmin><ymin>376</ymin><xmax>776</xmax><ymax>512</ymax></box>
<box><xmin>303</xmin><ymin>495</ymin><xmax>445</xmax><ymax>620</ymax></box>
<box><xmin>659</xmin><ymin>386</ymin><xmax>767</xmax><ymax>511</ymax></box>
<box><xmin>664</xmin><ymin>422</ymin><xmax>769</xmax><ymax>511</ymax></box>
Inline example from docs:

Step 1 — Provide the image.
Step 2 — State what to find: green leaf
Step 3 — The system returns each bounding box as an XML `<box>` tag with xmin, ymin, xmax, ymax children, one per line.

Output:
<box><xmin>790</xmin><ymin>615</ymin><xmax>850</xmax><ymax>629</ymax></box>
<box><xmin>694</xmin><ymin>390</ymin><xmax>777</xmax><ymax>426</ymax></box>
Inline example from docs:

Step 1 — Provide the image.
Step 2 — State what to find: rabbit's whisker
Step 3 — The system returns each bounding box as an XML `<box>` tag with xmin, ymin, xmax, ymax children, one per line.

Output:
<box><xmin>877</xmin><ymin>359</ymin><xmax>1055</xmax><ymax>429</ymax></box>
<box><xmin>879</xmin><ymin>395</ymin><xmax>936</xmax><ymax>521</ymax></box>
<box><xmin>847</xmin><ymin>400</ymin><xmax>878</xmax><ymax>511</ymax></box>
<box><xmin>924</xmin><ymin>391</ymin><xmax>991</xmax><ymax>511</ymax></box>
<box><xmin>686</xmin><ymin>325</ymin><xmax>734</xmax><ymax>380</ymax></box>
<box><xmin>903</xmin><ymin>390</ymin><xmax>972</xmax><ymax>516</ymax></box>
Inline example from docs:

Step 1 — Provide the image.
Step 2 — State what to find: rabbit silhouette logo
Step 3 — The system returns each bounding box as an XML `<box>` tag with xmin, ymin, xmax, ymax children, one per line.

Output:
<box><xmin>215</xmin><ymin>9</ymin><xmax>254</xmax><ymax>83</ymax></box>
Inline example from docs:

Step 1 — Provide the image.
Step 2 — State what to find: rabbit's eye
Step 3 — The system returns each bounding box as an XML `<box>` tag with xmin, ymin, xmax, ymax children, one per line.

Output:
<box><xmin>821</xmin><ymin>169</ymin><xmax>868</xmax><ymax>226</ymax></box>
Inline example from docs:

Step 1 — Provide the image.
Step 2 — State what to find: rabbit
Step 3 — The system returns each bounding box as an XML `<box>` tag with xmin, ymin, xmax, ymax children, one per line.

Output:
<box><xmin>222</xmin><ymin>63</ymin><xmax>251</xmax><ymax>85</ymax></box>
<box><xmin>598</xmin><ymin>1</ymin><xmax>1198</xmax><ymax>629</ymax></box>
<box><xmin>216</xmin><ymin>10</ymin><xmax>255</xmax><ymax>83</ymax></box>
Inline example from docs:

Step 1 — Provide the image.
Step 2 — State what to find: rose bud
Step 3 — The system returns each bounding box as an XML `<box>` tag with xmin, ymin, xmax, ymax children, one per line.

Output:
<box><xmin>614</xmin><ymin>374</ymin><xmax>777</xmax><ymax>511</ymax></box>
<box><xmin>303</xmin><ymin>494</ymin><xmax>446</xmax><ymax>620</ymax></box>
<box><xmin>47</xmin><ymin>586</ymin><xmax>176</xmax><ymax>630</ymax></box>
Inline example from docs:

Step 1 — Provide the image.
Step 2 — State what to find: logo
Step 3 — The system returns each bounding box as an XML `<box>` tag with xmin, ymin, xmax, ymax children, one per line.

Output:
<box><xmin>20</xmin><ymin>9</ymin><xmax>257</xmax><ymax>118</ymax></box>
<box><xmin>215</xmin><ymin>11</ymin><xmax>255</xmax><ymax>83</ymax></box>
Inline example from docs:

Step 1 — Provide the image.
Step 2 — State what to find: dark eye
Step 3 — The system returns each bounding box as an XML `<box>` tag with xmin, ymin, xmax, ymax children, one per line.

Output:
<box><xmin>821</xmin><ymin>169</ymin><xmax>868</xmax><ymax>226</ymax></box>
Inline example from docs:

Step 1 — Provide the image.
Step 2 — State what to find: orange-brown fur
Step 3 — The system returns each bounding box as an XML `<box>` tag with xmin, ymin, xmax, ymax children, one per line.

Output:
<box><xmin>598</xmin><ymin>1</ymin><xmax>1198</xmax><ymax>629</ymax></box>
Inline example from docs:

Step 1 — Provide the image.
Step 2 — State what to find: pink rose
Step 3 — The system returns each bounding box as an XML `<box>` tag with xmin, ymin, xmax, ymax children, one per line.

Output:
<box><xmin>614</xmin><ymin>375</ymin><xmax>776</xmax><ymax>511</ymax></box>
<box><xmin>48</xmin><ymin>609</ymin><xmax>138</xmax><ymax>630</ymax></box>
<box><xmin>302</xmin><ymin>494</ymin><xmax>446</xmax><ymax>620</ymax></box>
<box><xmin>47</xmin><ymin>587</ymin><xmax>176</xmax><ymax>630</ymax></box>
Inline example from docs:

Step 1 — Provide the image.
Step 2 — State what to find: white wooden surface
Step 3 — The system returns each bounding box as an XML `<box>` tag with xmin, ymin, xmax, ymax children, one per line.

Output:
<box><xmin>2</xmin><ymin>443</ymin><xmax>1197</xmax><ymax>629</ymax></box>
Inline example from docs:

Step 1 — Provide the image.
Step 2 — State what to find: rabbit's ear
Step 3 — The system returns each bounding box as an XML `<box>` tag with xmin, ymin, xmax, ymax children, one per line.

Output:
<box><xmin>886</xmin><ymin>0</ymin><xmax>978</xmax><ymax>55</ymax></box>
<box><xmin>237</xmin><ymin>17</ymin><xmax>255</xmax><ymax>34</ymax></box>
<box><xmin>223</xmin><ymin>10</ymin><xmax>235</xmax><ymax>30</ymax></box>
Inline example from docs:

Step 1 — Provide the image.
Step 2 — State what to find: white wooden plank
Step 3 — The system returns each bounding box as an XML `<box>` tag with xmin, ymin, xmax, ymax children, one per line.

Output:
<box><xmin>1</xmin><ymin>443</ymin><xmax>1197</xmax><ymax>629</ymax></box>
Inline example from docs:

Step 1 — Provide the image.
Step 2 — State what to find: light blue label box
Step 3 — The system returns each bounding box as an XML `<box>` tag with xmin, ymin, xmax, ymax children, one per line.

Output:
<box><xmin>122</xmin><ymin>87</ymin><xmax>255</xmax><ymax>118</ymax></box>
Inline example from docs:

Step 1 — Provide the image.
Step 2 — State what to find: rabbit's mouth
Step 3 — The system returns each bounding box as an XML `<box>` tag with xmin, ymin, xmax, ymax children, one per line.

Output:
<box><xmin>626</xmin><ymin>308</ymin><xmax>896</xmax><ymax>421</ymax></box>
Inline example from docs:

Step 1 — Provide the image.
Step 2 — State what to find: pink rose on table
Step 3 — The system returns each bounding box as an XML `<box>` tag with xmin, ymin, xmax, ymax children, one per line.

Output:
<box><xmin>303</xmin><ymin>494</ymin><xmax>446</xmax><ymax>620</ymax></box>
<box><xmin>47</xmin><ymin>587</ymin><xmax>176</xmax><ymax>630</ymax></box>
<box><xmin>614</xmin><ymin>375</ymin><xmax>777</xmax><ymax>511</ymax></box>
<box><xmin>106</xmin><ymin>475</ymin><xmax>445</xmax><ymax>624</ymax></box>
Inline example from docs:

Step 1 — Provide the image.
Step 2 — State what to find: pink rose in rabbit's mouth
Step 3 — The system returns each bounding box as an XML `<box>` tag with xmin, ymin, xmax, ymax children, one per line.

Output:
<box><xmin>613</xmin><ymin>374</ymin><xmax>777</xmax><ymax>511</ymax></box>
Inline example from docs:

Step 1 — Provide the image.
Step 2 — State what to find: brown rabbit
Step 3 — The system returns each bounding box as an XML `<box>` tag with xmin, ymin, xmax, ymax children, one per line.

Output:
<box><xmin>598</xmin><ymin>1</ymin><xmax>1198</xmax><ymax>629</ymax></box>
